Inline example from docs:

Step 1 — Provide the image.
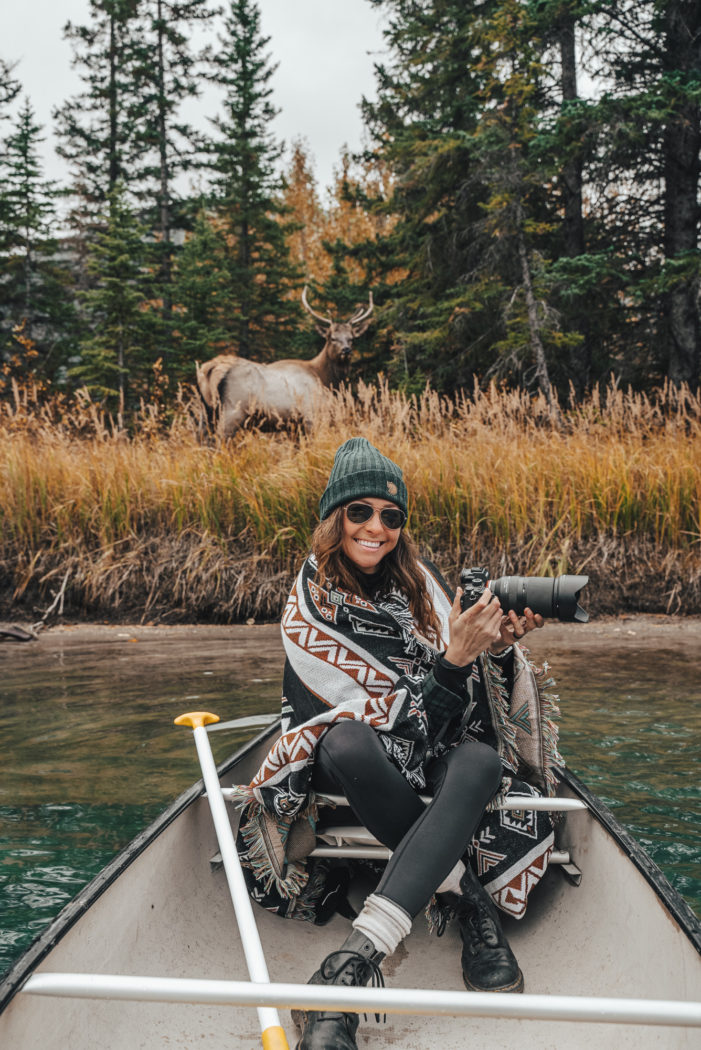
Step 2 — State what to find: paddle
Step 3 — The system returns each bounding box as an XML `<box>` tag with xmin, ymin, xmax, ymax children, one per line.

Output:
<box><xmin>175</xmin><ymin>710</ymin><xmax>289</xmax><ymax>1050</ymax></box>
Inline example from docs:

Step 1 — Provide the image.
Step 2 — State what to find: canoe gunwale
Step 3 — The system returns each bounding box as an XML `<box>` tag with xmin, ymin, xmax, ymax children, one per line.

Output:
<box><xmin>0</xmin><ymin>721</ymin><xmax>280</xmax><ymax>1015</ymax></box>
<box><xmin>558</xmin><ymin>766</ymin><xmax>701</xmax><ymax>955</ymax></box>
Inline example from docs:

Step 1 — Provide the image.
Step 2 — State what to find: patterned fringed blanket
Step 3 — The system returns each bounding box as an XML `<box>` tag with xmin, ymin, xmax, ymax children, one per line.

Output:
<box><xmin>233</xmin><ymin>555</ymin><xmax>564</xmax><ymax>923</ymax></box>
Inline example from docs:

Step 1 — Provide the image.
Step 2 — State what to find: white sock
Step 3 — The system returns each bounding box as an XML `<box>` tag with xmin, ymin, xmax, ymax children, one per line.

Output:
<box><xmin>352</xmin><ymin>893</ymin><xmax>412</xmax><ymax>956</ymax></box>
<box><xmin>435</xmin><ymin>859</ymin><xmax>466</xmax><ymax>895</ymax></box>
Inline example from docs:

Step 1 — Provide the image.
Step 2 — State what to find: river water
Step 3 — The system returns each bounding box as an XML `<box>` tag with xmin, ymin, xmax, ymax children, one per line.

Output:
<box><xmin>1</xmin><ymin>618</ymin><xmax>700</xmax><ymax>977</ymax></box>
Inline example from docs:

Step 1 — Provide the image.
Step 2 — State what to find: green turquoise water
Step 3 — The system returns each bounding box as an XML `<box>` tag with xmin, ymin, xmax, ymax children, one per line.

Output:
<box><xmin>1</xmin><ymin>624</ymin><xmax>699</xmax><ymax>979</ymax></box>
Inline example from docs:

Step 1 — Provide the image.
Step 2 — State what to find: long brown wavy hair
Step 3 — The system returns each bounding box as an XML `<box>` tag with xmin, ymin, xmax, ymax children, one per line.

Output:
<box><xmin>311</xmin><ymin>506</ymin><xmax>444</xmax><ymax>646</ymax></box>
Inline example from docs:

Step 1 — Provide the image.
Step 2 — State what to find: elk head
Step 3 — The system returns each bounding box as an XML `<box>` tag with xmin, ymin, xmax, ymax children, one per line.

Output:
<box><xmin>302</xmin><ymin>285</ymin><xmax>374</xmax><ymax>365</ymax></box>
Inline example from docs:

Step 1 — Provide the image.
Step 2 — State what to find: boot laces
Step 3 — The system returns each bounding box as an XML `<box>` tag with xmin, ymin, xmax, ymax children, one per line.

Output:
<box><xmin>467</xmin><ymin>901</ymin><xmax>501</xmax><ymax>949</ymax></box>
<box><xmin>319</xmin><ymin>950</ymin><xmax>385</xmax><ymax>1023</ymax></box>
<box><xmin>319</xmin><ymin>949</ymin><xmax>385</xmax><ymax>989</ymax></box>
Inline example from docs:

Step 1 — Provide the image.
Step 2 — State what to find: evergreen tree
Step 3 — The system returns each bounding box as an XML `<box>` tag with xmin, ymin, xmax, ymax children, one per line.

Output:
<box><xmin>171</xmin><ymin>207</ymin><xmax>231</xmax><ymax>362</ymax></box>
<box><xmin>468</xmin><ymin>0</ymin><xmax>581</xmax><ymax>406</ymax></box>
<box><xmin>54</xmin><ymin>0</ymin><xmax>142</xmax><ymax>206</ymax></box>
<box><xmin>0</xmin><ymin>58</ymin><xmax>20</xmax><ymax>122</ymax></box>
<box><xmin>53</xmin><ymin>0</ymin><xmax>144</xmax><ymax>344</ymax></box>
<box><xmin>573</xmin><ymin>0</ymin><xmax>701</xmax><ymax>387</ymax></box>
<box><xmin>0</xmin><ymin>58</ymin><xmax>22</xmax><ymax>258</ymax></box>
<box><xmin>526</xmin><ymin>0</ymin><xmax>602</xmax><ymax>394</ymax></box>
<box><xmin>659</xmin><ymin>0</ymin><xmax>701</xmax><ymax>385</ymax></box>
<box><xmin>360</xmin><ymin>0</ymin><xmax>674</xmax><ymax>396</ymax></box>
<box><xmin>204</xmin><ymin>0</ymin><xmax>302</xmax><ymax>360</ymax></box>
<box><xmin>359</xmin><ymin>0</ymin><xmax>513</xmax><ymax>391</ymax></box>
<box><xmin>129</xmin><ymin>0</ymin><xmax>216</xmax><ymax>363</ymax></box>
<box><xmin>72</xmin><ymin>182</ymin><xmax>151</xmax><ymax>406</ymax></box>
<box><xmin>0</xmin><ymin>99</ymin><xmax>73</xmax><ymax>382</ymax></box>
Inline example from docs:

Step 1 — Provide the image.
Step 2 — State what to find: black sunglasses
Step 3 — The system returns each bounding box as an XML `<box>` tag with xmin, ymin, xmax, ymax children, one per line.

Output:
<box><xmin>345</xmin><ymin>502</ymin><xmax>407</xmax><ymax>530</ymax></box>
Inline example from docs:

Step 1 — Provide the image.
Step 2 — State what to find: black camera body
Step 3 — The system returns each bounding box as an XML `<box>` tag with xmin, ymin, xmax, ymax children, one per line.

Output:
<box><xmin>460</xmin><ymin>568</ymin><xmax>493</xmax><ymax>610</ymax></box>
<box><xmin>459</xmin><ymin>567</ymin><xmax>589</xmax><ymax>623</ymax></box>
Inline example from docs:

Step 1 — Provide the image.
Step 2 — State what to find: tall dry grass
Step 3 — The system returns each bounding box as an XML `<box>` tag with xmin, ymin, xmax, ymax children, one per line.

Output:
<box><xmin>2</xmin><ymin>378</ymin><xmax>700</xmax><ymax>621</ymax></box>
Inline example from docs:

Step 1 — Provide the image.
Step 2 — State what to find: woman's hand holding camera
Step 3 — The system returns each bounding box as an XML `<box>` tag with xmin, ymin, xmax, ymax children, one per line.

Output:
<box><xmin>445</xmin><ymin>591</ymin><xmax>545</xmax><ymax>665</ymax></box>
<box><xmin>445</xmin><ymin>588</ymin><xmax>504</xmax><ymax>666</ymax></box>
<box><xmin>490</xmin><ymin>607</ymin><xmax>545</xmax><ymax>655</ymax></box>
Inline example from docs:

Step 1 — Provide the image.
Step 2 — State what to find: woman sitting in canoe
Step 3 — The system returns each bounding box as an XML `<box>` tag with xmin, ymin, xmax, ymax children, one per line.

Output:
<box><xmin>235</xmin><ymin>437</ymin><xmax>562</xmax><ymax>1050</ymax></box>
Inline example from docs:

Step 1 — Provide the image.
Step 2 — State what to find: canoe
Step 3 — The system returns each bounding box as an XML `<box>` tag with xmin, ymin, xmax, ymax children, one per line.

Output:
<box><xmin>1</xmin><ymin>718</ymin><xmax>700</xmax><ymax>1049</ymax></box>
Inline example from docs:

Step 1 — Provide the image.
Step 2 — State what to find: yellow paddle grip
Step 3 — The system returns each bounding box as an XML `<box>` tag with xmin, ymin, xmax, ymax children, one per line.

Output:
<box><xmin>174</xmin><ymin>711</ymin><xmax>220</xmax><ymax>730</ymax></box>
<box><xmin>261</xmin><ymin>1026</ymin><xmax>289</xmax><ymax>1050</ymax></box>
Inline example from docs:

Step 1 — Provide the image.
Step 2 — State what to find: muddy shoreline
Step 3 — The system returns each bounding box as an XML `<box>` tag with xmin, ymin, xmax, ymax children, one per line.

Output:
<box><xmin>3</xmin><ymin>612</ymin><xmax>700</xmax><ymax>658</ymax></box>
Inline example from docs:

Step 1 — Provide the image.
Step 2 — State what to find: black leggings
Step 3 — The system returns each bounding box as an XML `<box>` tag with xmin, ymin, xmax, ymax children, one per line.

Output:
<box><xmin>312</xmin><ymin>720</ymin><xmax>503</xmax><ymax>918</ymax></box>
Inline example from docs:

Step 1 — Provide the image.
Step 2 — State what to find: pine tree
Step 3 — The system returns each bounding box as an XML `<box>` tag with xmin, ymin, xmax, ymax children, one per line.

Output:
<box><xmin>0</xmin><ymin>99</ymin><xmax>73</xmax><ymax>382</ymax></box>
<box><xmin>523</xmin><ymin>0</ymin><xmax>600</xmax><ymax>394</ymax></box>
<box><xmin>0</xmin><ymin>58</ymin><xmax>20</xmax><ymax>117</ymax></box>
<box><xmin>53</xmin><ymin>0</ymin><xmax>144</xmax><ymax>344</ymax></box>
<box><xmin>129</xmin><ymin>0</ymin><xmax>216</xmax><ymax>363</ymax></box>
<box><xmin>573</xmin><ymin>0</ymin><xmax>701</xmax><ymax>387</ymax></box>
<box><xmin>359</xmin><ymin>0</ymin><xmax>511</xmax><ymax>391</ymax></box>
<box><xmin>660</xmin><ymin>0</ymin><xmax>701</xmax><ymax>385</ymax></box>
<box><xmin>0</xmin><ymin>57</ymin><xmax>22</xmax><ymax>258</ymax></box>
<box><xmin>54</xmin><ymin>0</ymin><xmax>142</xmax><ymax>206</ymax></box>
<box><xmin>72</xmin><ymin>182</ymin><xmax>151</xmax><ymax>406</ymax></box>
<box><xmin>204</xmin><ymin>0</ymin><xmax>302</xmax><ymax>360</ymax></box>
<box><xmin>171</xmin><ymin>207</ymin><xmax>232</xmax><ymax>362</ymax></box>
<box><xmin>360</xmin><ymin>0</ymin><xmax>641</xmax><ymax>397</ymax></box>
<box><xmin>469</xmin><ymin>0</ymin><xmax>581</xmax><ymax>405</ymax></box>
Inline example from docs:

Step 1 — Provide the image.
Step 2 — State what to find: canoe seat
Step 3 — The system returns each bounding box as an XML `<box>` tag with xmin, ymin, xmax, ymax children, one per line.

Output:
<box><xmin>218</xmin><ymin>788</ymin><xmax>584</xmax><ymax>878</ymax></box>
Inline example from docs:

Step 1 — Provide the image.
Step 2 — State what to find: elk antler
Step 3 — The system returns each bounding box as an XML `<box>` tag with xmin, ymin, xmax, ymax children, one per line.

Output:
<box><xmin>301</xmin><ymin>285</ymin><xmax>332</xmax><ymax>327</ymax></box>
<box><xmin>348</xmin><ymin>292</ymin><xmax>374</xmax><ymax>326</ymax></box>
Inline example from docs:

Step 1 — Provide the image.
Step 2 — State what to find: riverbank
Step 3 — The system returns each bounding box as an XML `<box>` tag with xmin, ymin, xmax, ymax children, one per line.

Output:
<box><xmin>2</xmin><ymin>381</ymin><xmax>700</xmax><ymax>621</ymax></box>
<box><xmin>4</xmin><ymin>611</ymin><xmax>701</xmax><ymax>658</ymax></box>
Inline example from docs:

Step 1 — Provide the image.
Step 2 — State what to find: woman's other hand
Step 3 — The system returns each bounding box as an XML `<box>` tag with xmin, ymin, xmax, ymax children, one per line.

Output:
<box><xmin>490</xmin><ymin>607</ymin><xmax>544</xmax><ymax>655</ymax></box>
<box><xmin>445</xmin><ymin>588</ymin><xmax>504</xmax><ymax>666</ymax></box>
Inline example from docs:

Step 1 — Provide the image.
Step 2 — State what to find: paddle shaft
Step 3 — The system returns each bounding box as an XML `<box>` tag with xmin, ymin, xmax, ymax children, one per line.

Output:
<box><xmin>190</xmin><ymin>722</ymin><xmax>288</xmax><ymax>1050</ymax></box>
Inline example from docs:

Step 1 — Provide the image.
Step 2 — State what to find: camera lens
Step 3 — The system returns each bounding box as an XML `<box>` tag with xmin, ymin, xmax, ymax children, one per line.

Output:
<box><xmin>490</xmin><ymin>575</ymin><xmax>589</xmax><ymax>622</ymax></box>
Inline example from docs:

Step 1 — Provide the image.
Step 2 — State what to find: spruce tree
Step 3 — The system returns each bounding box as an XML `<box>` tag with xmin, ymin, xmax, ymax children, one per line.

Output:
<box><xmin>203</xmin><ymin>0</ymin><xmax>302</xmax><ymax>360</ymax></box>
<box><xmin>574</xmin><ymin>0</ymin><xmax>701</xmax><ymax>387</ymax></box>
<box><xmin>0</xmin><ymin>99</ymin><xmax>73</xmax><ymax>382</ymax></box>
<box><xmin>660</xmin><ymin>0</ymin><xmax>701</xmax><ymax>385</ymax></box>
<box><xmin>129</xmin><ymin>0</ymin><xmax>216</xmax><ymax>367</ymax></box>
<box><xmin>0</xmin><ymin>58</ymin><xmax>20</xmax><ymax>121</ymax></box>
<box><xmin>171</xmin><ymin>207</ymin><xmax>231</xmax><ymax>362</ymax></box>
<box><xmin>53</xmin><ymin>0</ymin><xmax>144</xmax><ymax>351</ymax></box>
<box><xmin>72</xmin><ymin>182</ymin><xmax>151</xmax><ymax>406</ymax></box>
<box><xmin>525</xmin><ymin>0</ymin><xmax>602</xmax><ymax>394</ymax></box>
<box><xmin>465</xmin><ymin>0</ymin><xmax>587</xmax><ymax>405</ymax></box>
<box><xmin>360</xmin><ymin>0</ymin><xmax>644</xmax><ymax>396</ymax></box>
<box><xmin>0</xmin><ymin>58</ymin><xmax>22</xmax><ymax>258</ymax></box>
<box><xmin>358</xmin><ymin>0</ymin><xmax>518</xmax><ymax>391</ymax></box>
<box><xmin>54</xmin><ymin>0</ymin><xmax>142</xmax><ymax>206</ymax></box>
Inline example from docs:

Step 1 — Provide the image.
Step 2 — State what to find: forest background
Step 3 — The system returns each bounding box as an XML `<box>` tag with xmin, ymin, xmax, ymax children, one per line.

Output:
<box><xmin>1</xmin><ymin>0</ymin><xmax>701</xmax><ymax>623</ymax></box>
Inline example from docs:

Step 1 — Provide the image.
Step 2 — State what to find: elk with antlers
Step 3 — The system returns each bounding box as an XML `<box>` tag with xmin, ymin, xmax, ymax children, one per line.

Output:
<box><xmin>196</xmin><ymin>287</ymin><xmax>374</xmax><ymax>437</ymax></box>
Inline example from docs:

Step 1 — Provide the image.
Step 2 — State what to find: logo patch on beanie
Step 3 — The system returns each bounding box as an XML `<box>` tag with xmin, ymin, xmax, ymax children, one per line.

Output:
<box><xmin>386</xmin><ymin>481</ymin><xmax>398</xmax><ymax>496</ymax></box>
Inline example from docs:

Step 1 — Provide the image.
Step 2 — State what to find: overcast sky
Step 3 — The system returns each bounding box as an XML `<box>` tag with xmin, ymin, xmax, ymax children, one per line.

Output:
<box><xmin>2</xmin><ymin>0</ymin><xmax>387</xmax><ymax>193</ymax></box>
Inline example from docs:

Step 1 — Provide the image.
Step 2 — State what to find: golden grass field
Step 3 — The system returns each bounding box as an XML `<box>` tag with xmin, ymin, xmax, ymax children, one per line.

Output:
<box><xmin>2</xmin><ymin>378</ymin><xmax>700</xmax><ymax>622</ymax></box>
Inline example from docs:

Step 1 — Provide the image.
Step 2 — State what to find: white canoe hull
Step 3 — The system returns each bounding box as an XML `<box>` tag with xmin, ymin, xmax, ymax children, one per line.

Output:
<box><xmin>1</xmin><ymin>724</ymin><xmax>700</xmax><ymax>1049</ymax></box>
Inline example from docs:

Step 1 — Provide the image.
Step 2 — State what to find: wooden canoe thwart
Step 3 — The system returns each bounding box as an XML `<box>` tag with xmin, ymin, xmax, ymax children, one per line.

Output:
<box><xmin>1</xmin><ymin>720</ymin><xmax>700</xmax><ymax>1050</ymax></box>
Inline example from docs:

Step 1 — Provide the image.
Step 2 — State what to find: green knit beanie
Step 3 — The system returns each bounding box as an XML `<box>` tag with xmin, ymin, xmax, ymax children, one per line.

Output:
<box><xmin>319</xmin><ymin>437</ymin><xmax>408</xmax><ymax>520</ymax></box>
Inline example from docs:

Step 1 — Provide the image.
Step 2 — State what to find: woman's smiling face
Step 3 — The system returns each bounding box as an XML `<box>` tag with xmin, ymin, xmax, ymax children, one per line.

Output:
<box><xmin>341</xmin><ymin>498</ymin><xmax>402</xmax><ymax>574</ymax></box>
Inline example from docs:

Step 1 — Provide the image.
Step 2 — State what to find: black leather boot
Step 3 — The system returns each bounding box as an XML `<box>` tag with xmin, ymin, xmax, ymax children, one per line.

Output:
<box><xmin>448</xmin><ymin>865</ymin><xmax>524</xmax><ymax>993</ymax></box>
<box><xmin>293</xmin><ymin>929</ymin><xmax>385</xmax><ymax>1050</ymax></box>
